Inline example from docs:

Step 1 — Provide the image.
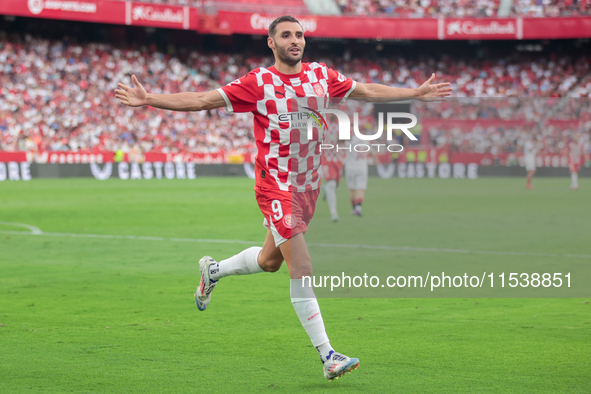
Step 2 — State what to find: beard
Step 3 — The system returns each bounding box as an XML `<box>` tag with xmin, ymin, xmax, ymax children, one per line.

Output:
<box><xmin>276</xmin><ymin>43</ymin><xmax>304</xmax><ymax>66</ymax></box>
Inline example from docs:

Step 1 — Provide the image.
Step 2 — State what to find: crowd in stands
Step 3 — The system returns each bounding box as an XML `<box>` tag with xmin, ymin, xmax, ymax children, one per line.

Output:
<box><xmin>336</xmin><ymin>54</ymin><xmax>591</xmax><ymax>97</ymax></box>
<box><xmin>511</xmin><ymin>0</ymin><xmax>591</xmax><ymax>17</ymax></box>
<box><xmin>0</xmin><ymin>33</ymin><xmax>590</xmax><ymax>155</ymax></box>
<box><xmin>340</xmin><ymin>0</ymin><xmax>591</xmax><ymax>17</ymax></box>
<box><xmin>414</xmin><ymin>97</ymin><xmax>591</xmax><ymax>121</ymax></box>
<box><xmin>345</xmin><ymin>98</ymin><xmax>591</xmax><ymax>155</ymax></box>
<box><xmin>340</xmin><ymin>0</ymin><xmax>500</xmax><ymax>18</ymax></box>
<box><xmin>427</xmin><ymin>124</ymin><xmax>590</xmax><ymax>156</ymax></box>
<box><xmin>419</xmin><ymin>97</ymin><xmax>590</xmax><ymax>155</ymax></box>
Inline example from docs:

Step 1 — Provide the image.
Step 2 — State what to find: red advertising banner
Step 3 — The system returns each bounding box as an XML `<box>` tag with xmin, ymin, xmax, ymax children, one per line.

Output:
<box><xmin>144</xmin><ymin>152</ymin><xmax>225</xmax><ymax>164</ymax></box>
<box><xmin>545</xmin><ymin>119</ymin><xmax>584</xmax><ymax>128</ymax></box>
<box><xmin>0</xmin><ymin>151</ymin><xmax>28</xmax><ymax>163</ymax></box>
<box><xmin>0</xmin><ymin>150</ymin><xmax>578</xmax><ymax>168</ymax></box>
<box><xmin>0</xmin><ymin>150</ymin><xmax>111</xmax><ymax>163</ymax></box>
<box><xmin>213</xmin><ymin>12</ymin><xmax>591</xmax><ymax>40</ymax></box>
<box><xmin>377</xmin><ymin>147</ymin><xmax>450</xmax><ymax>164</ymax></box>
<box><xmin>0</xmin><ymin>151</ymin><xmax>225</xmax><ymax>164</ymax></box>
<box><xmin>401</xmin><ymin>147</ymin><xmax>451</xmax><ymax>164</ymax></box>
<box><xmin>217</xmin><ymin>12</ymin><xmax>438</xmax><ymax>39</ymax></box>
<box><xmin>0</xmin><ymin>0</ymin><xmax>126</xmax><ymax>25</ymax></box>
<box><xmin>0</xmin><ymin>0</ymin><xmax>198</xmax><ymax>30</ymax></box>
<box><xmin>451</xmin><ymin>152</ymin><xmax>571</xmax><ymax>167</ymax></box>
<box><xmin>523</xmin><ymin>17</ymin><xmax>591</xmax><ymax>39</ymax></box>
<box><xmin>441</xmin><ymin>18</ymin><xmax>520</xmax><ymax>40</ymax></box>
<box><xmin>42</xmin><ymin>151</ymin><xmax>114</xmax><ymax>163</ymax></box>
<box><xmin>0</xmin><ymin>4</ymin><xmax>590</xmax><ymax>39</ymax></box>
<box><xmin>127</xmin><ymin>2</ymin><xmax>198</xmax><ymax>30</ymax></box>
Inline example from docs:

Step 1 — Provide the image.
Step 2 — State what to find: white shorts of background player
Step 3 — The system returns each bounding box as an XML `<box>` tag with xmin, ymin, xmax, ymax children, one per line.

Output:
<box><xmin>345</xmin><ymin>164</ymin><xmax>368</xmax><ymax>190</ymax></box>
<box><xmin>524</xmin><ymin>156</ymin><xmax>536</xmax><ymax>172</ymax></box>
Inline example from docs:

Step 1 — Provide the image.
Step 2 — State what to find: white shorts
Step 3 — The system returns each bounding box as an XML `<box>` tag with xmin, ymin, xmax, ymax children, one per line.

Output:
<box><xmin>524</xmin><ymin>157</ymin><xmax>536</xmax><ymax>172</ymax></box>
<box><xmin>345</xmin><ymin>165</ymin><xmax>368</xmax><ymax>190</ymax></box>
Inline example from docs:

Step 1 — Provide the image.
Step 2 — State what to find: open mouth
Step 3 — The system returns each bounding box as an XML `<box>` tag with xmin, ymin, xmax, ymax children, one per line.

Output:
<box><xmin>289</xmin><ymin>47</ymin><xmax>300</xmax><ymax>55</ymax></box>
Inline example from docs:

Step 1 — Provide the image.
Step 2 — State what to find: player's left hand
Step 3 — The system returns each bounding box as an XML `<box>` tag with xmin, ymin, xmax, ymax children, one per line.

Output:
<box><xmin>416</xmin><ymin>73</ymin><xmax>453</xmax><ymax>102</ymax></box>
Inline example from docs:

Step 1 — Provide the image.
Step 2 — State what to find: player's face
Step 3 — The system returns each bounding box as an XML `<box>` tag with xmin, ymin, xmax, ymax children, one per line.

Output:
<box><xmin>269</xmin><ymin>22</ymin><xmax>305</xmax><ymax>66</ymax></box>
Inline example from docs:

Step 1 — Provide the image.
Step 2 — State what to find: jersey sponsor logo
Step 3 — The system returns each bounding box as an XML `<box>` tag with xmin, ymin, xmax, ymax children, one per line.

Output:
<box><xmin>274</xmin><ymin>90</ymin><xmax>286</xmax><ymax>98</ymax></box>
<box><xmin>337</xmin><ymin>72</ymin><xmax>346</xmax><ymax>83</ymax></box>
<box><xmin>312</xmin><ymin>82</ymin><xmax>325</xmax><ymax>97</ymax></box>
<box><xmin>229</xmin><ymin>79</ymin><xmax>241</xmax><ymax>85</ymax></box>
<box><xmin>277</xmin><ymin>109</ymin><xmax>327</xmax><ymax>132</ymax></box>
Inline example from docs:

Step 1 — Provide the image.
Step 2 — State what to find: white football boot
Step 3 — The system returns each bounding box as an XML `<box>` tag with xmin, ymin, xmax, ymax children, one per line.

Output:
<box><xmin>195</xmin><ymin>256</ymin><xmax>218</xmax><ymax>311</ymax></box>
<box><xmin>323</xmin><ymin>351</ymin><xmax>360</xmax><ymax>381</ymax></box>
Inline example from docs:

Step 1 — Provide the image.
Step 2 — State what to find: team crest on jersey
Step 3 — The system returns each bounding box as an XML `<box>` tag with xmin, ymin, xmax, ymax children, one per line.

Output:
<box><xmin>312</xmin><ymin>82</ymin><xmax>325</xmax><ymax>97</ymax></box>
<box><xmin>283</xmin><ymin>214</ymin><xmax>296</xmax><ymax>229</ymax></box>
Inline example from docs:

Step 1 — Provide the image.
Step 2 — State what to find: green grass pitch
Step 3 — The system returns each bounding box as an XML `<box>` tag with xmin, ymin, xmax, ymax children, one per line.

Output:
<box><xmin>0</xmin><ymin>176</ymin><xmax>589</xmax><ymax>393</ymax></box>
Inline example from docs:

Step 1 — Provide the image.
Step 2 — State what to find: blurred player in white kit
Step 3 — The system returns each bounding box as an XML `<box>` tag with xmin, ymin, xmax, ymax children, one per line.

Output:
<box><xmin>345</xmin><ymin>136</ymin><xmax>377</xmax><ymax>216</ymax></box>
<box><xmin>524</xmin><ymin>137</ymin><xmax>538</xmax><ymax>190</ymax></box>
<box><xmin>321</xmin><ymin>144</ymin><xmax>344</xmax><ymax>222</ymax></box>
<box><xmin>568</xmin><ymin>135</ymin><xmax>588</xmax><ymax>190</ymax></box>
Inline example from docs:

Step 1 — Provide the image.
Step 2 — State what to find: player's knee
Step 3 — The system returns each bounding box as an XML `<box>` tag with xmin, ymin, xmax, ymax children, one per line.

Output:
<box><xmin>293</xmin><ymin>260</ymin><xmax>313</xmax><ymax>278</ymax></box>
<box><xmin>259</xmin><ymin>257</ymin><xmax>283</xmax><ymax>273</ymax></box>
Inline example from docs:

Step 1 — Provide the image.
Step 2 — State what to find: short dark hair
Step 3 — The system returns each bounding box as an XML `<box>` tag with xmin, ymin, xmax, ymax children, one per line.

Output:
<box><xmin>268</xmin><ymin>16</ymin><xmax>302</xmax><ymax>38</ymax></box>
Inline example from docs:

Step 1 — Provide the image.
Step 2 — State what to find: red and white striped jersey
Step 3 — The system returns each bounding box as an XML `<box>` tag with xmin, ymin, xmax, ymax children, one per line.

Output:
<box><xmin>217</xmin><ymin>63</ymin><xmax>356</xmax><ymax>192</ymax></box>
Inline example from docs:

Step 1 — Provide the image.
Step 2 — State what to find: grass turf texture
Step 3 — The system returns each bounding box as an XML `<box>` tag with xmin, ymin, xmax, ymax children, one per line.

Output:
<box><xmin>0</xmin><ymin>177</ymin><xmax>589</xmax><ymax>393</ymax></box>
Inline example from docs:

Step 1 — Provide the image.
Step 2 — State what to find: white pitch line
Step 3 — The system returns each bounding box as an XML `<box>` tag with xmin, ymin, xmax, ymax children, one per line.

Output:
<box><xmin>0</xmin><ymin>228</ymin><xmax>589</xmax><ymax>259</ymax></box>
<box><xmin>0</xmin><ymin>221</ymin><xmax>42</xmax><ymax>234</ymax></box>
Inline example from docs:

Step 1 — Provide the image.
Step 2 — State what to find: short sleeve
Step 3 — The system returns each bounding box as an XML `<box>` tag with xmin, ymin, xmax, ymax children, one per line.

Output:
<box><xmin>326</xmin><ymin>67</ymin><xmax>356</xmax><ymax>103</ymax></box>
<box><xmin>216</xmin><ymin>69</ymin><xmax>261</xmax><ymax>114</ymax></box>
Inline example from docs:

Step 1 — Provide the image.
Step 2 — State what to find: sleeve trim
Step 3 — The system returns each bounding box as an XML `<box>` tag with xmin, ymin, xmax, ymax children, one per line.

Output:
<box><xmin>216</xmin><ymin>87</ymin><xmax>233</xmax><ymax>114</ymax></box>
<box><xmin>341</xmin><ymin>80</ymin><xmax>357</xmax><ymax>103</ymax></box>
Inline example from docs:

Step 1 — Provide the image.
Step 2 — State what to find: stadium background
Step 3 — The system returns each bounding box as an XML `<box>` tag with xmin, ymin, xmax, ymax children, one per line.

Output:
<box><xmin>1</xmin><ymin>1</ymin><xmax>590</xmax><ymax>393</ymax></box>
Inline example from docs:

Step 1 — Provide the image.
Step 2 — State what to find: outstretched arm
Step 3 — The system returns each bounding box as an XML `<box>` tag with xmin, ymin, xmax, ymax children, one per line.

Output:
<box><xmin>115</xmin><ymin>75</ymin><xmax>226</xmax><ymax>111</ymax></box>
<box><xmin>349</xmin><ymin>73</ymin><xmax>452</xmax><ymax>102</ymax></box>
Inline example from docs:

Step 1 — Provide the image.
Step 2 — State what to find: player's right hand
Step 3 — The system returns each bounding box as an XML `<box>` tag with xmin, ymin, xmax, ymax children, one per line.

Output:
<box><xmin>115</xmin><ymin>75</ymin><xmax>147</xmax><ymax>107</ymax></box>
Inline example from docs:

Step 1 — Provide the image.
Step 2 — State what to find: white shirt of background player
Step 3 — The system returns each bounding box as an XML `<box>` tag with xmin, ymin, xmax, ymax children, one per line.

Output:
<box><xmin>524</xmin><ymin>139</ymin><xmax>538</xmax><ymax>170</ymax></box>
<box><xmin>345</xmin><ymin>136</ymin><xmax>370</xmax><ymax>168</ymax></box>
